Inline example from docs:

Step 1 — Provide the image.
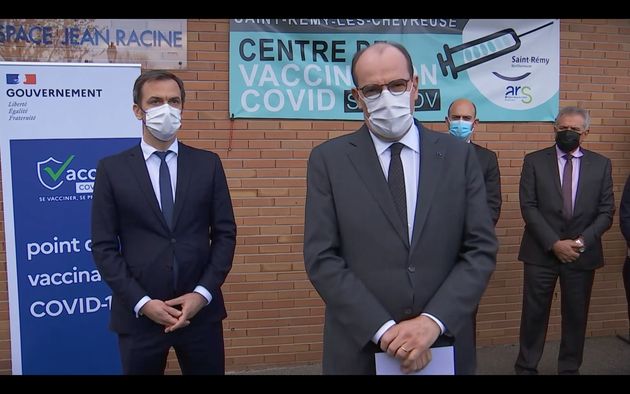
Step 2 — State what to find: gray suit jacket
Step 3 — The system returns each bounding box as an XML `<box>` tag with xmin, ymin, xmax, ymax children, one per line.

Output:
<box><xmin>518</xmin><ymin>146</ymin><xmax>614</xmax><ymax>269</ymax></box>
<box><xmin>304</xmin><ymin>121</ymin><xmax>497</xmax><ymax>374</ymax></box>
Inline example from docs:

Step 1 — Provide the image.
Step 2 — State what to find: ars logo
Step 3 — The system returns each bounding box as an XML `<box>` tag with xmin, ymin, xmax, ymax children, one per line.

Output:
<box><xmin>37</xmin><ymin>155</ymin><xmax>75</xmax><ymax>190</ymax></box>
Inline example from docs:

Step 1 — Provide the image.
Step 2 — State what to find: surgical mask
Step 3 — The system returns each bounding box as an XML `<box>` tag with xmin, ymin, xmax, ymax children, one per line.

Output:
<box><xmin>143</xmin><ymin>103</ymin><xmax>181</xmax><ymax>141</ymax></box>
<box><xmin>555</xmin><ymin>129</ymin><xmax>581</xmax><ymax>153</ymax></box>
<box><xmin>364</xmin><ymin>91</ymin><xmax>413</xmax><ymax>141</ymax></box>
<box><xmin>449</xmin><ymin>120</ymin><xmax>474</xmax><ymax>141</ymax></box>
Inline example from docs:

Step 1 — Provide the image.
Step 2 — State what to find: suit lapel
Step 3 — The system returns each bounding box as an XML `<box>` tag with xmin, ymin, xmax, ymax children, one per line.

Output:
<box><xmin>546</xmin><ymin>147</ymin><xmax>563</xmax><ymax>199</ymax></box>
<box><xmin>346</xmin><ymin>125</ymin><xmax>409</xmax><ymax>247</ymax></box>
<box><xmin>126</xmin><ymin>145</ymin><xmax>169</xmax><ymax>230</ymax></box>
<box><xmin>410</xmin><ymin>125</ymin><xmax>444</xmax><ymax>250</ymax></box>
<box><xmin>573</xmin><ymin>149</ymin><xmax>591</xmax><ymax>215</ymax></box>
<box><xmin>172</xmin><ymin>141</ymin><xmax>192</xmax><ymax>230</ymax></box>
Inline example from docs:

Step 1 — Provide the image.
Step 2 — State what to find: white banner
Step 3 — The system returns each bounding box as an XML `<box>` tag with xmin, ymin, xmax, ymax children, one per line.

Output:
<box><xmin>0</xmin><ymin>62</ymin><xmax>141</xmax><ymax>374</ymax></box>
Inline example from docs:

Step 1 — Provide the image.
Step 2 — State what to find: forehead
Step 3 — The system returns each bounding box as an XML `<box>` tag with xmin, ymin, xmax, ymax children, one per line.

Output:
<box><xmin>141</xmin><ymin>79</ymin><xmax>181</xmax><ymax>100</ymax></box>
<box><xmin>449</xmin><ymin>101</ymin><xmax>475</xmax><ymax>116</ymax></box>
<box><xmin>354</xmin><ymin>45</ymin><xmax>409</xmax><ymax>85</ymax></box>
<box><xmin>557</xmin><ymin>113</ymin><xmax>585</xmax><ymax>127</ymax></box>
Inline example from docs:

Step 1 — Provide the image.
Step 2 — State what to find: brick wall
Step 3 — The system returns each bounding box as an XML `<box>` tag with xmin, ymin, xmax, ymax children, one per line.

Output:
<box><xmin>1</xmin><ymin>19</ymin><xmax>629</xmax><ymax>374</ymax></box>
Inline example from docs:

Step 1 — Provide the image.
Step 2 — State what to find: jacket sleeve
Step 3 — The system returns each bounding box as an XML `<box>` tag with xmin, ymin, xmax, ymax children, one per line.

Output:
<box><xmin>485</xmin><ymin>150</ymin><xmax>502</xmax><ymax>225</ymax></box>
<box><xmin>423</xmin><ymin>142</ymin><xmax>497</xmax><ymax>336</ymax></box>
<box><xmin>580</xmin><ymin>158</ymin><xmax>614</xmax><ymax>248</ymax></box>
<box><xmin>199</xmin><ymin>155</ymin><xmax>237</xmax><ymax>296</ymax></box>
<box><xmin>519</xmin><ymin>154</ymin><xmax>560</xmax><ymax>251</ymax></box>
<box><xmin>91</xmin><ymin>159</ymin><xmax>147</xmax><ymax>310</ymax></box>
<box><xmin>303</xmin><ymin>146</ymin><xmax>393</xmax><ymax>348</ymax></box>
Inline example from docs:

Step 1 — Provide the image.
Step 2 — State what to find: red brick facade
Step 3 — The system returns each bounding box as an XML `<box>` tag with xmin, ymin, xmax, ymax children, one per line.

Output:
<box><xmin>1</xmin><ymin>19</ymin><xmax>629</xmax><ymax>374</ymax></box>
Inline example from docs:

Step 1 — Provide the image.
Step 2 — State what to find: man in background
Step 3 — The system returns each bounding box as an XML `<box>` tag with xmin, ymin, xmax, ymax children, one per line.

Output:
<box><xmin>444</xmin><ymin>98</ymin><xmax>502</xmax><ymax>364</ymax></box>
<box><xmin>515</xmin><ymin>106</ymin><xmax>614</xmax><ymax>375</ymax></box>
<box><xmin>446</xmin><ymin>98</ymin><xmax>501</xmax><ymax>225</ymax></box>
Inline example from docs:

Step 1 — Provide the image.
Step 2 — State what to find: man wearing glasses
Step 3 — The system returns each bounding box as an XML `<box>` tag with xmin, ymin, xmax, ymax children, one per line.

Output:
<box><xmin>515</xmin><ymin>106</ymin><xmax>614</xmax><ymax>375</ymax></box>
<box><xmin>304</xmin><ymin>42</ymin><xmax>497</xmax><ymax>375</ymax></box>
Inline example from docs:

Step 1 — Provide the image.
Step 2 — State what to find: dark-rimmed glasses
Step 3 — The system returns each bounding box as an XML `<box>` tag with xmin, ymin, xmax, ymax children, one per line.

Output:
<box><xmin>357</xmin><ymin>79</ymin><xmax>410</xmax><ymax>100</ymax></box>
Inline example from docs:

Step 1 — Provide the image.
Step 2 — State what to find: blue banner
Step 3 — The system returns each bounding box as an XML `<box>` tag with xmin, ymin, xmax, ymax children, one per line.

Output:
<box><xmin>11</xmin><ymin>138</ymin><xmax>137</xmax><ymax>374</ymax></box>
<box><xmin>229</xmin><ymin>19</ymin><xmax>559</xmax><ymax>121</ymax></box>
<box><xmin>0</xmin><ymin>62</ymin><xmax>141</xmax><ymax>374</ymax></box>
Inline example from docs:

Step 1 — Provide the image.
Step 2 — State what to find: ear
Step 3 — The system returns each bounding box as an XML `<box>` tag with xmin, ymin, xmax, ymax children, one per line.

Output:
<box><xmin>132</xmin><ymin>103</ymin><xmax>143</xmax><ymax>120</ymax></box>
<box><xmin>351</xmin><ymin>88</ymin><xmax>364</xmax><ymax>110</ymax></box>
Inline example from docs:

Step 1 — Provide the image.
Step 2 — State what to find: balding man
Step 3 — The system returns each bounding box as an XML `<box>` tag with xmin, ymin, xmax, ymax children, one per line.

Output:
<box><xmin>446</xmin><ymin>98</ymin><xmax>501</xmax><ymax>225</ymax></box>
<box><xmin>304</xmin><ymin>42</ymin><xmax>497</xmax><ymax>375</ymax></box>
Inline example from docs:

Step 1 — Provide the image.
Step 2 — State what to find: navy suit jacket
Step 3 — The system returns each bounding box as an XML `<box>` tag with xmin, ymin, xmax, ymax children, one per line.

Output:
<box><xmin>304</xmin><ymin>120</ymin><xmax>497</xmax><ymax>374</ymax></box>
<box><xmin>91</xmin><ymin>142</ymin><xmax>236</xmax><ymax>334</ymax></box>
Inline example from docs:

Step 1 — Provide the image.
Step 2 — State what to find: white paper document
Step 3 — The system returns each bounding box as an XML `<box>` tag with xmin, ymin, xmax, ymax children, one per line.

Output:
<box><xmin>375</xmin><ymin>346</ymin><xmax>455</xmax><ymax>375</ymax></box>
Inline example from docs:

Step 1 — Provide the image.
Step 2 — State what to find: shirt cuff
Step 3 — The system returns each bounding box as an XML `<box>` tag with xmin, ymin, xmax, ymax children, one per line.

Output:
<box><xmin>194</xmin><ymin>285</ymin><xmax>212</xmax><ymax>305</ymax></box>
<box><xmin>421</xmin><ymin>312</ymin><xmax>446</xmax><ymax>335</ymax></box>
<box><xmin>134</xmin><ymin>296</ymin><xmax>151</xmax><ymax>318</ymax></box>
<box><xmin>372</xmin><ymin>320</ymin><xmax>396</xmax><ymax>344</ymax></box>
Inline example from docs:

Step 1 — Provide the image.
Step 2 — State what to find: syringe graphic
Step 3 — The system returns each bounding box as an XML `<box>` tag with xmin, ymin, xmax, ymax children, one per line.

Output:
<box><xmin>437</xmin><ymin>21</ymin><xmax>554</xmax><ymax>79</ymax></box>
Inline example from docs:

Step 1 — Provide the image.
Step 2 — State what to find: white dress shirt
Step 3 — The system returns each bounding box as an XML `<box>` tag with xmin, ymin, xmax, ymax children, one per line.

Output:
<box><xmin>133</xmin><ymin>138</ymin><xmax>211</xmax><ymax>317</ymax></box>
<box><xmin>367</xmin><ymin>125</ymin><xmax>446</xmax><ymax>344</ymax></box>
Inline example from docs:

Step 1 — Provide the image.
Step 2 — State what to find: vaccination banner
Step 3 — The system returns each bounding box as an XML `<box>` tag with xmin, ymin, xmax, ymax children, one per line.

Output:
<box><xmin>229</xmin><ymin>19</ymin><xmax>559</xmax><ymax>121</ymax></box>
<box><xmin>0</xmin><ymin>62</ymin><xmax>141</xmax><ymax>374</ymax></box>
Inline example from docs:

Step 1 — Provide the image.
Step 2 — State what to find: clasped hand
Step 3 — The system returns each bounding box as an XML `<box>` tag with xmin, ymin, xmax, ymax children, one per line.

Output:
<box><xmin>379</xmin><ymin>315</ymin><xmax>441</xmax><ymax>374</ymax></box>
<box><xmin>139</xmin><ymin>292</ymin><xmax>207</xmax><ymax>333</ymax></box>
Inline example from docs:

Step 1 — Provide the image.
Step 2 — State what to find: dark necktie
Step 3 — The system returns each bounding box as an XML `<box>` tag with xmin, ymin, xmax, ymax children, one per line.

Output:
<box><xmin>388</xmin><ymin>143</ymin><xmax>408</xmax><ymax>238</ymax></box>
<box><xmin>155</xmin><ymin>150</ymin><xmax>178</xmax><ymax>288</ymax></box>
<box><xmin>155</xmin><ymin>151</ymin><xmax>174</xmax><ymax>230</ymax></box>
<box><xmin>562</xmin><ymin>154</ymin><xmax>573</xmax><ymax>221</ymax></box>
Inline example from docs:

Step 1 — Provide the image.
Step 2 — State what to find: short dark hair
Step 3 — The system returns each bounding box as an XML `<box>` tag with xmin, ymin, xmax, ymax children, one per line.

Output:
<box><xmin>351</xmin><ymin>42</ymin><xmax>414</xmax><ymax>87</ymax></box>
<box><xmin>447</xmin><ymin>99</ymin><xmax>477</xmax><ymax>119</ymax></box>
<box><xmin>133</xmin><ymin>70</ymin><xmax>185</xmax><ymax>105</ymax></box>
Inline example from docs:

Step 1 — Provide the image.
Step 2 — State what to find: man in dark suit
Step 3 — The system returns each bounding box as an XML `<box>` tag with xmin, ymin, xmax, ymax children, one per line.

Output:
<box><xmin>303</xmin><ymin>42</ymin><xmax>497</xmax><ymax>375</ymax></box>
<box><xmin>515</xmin><ymin>106</ymin><xmax>614</xmax><ymax>375</ymax></box>
<box><xmin>91</xmin><ymin>70</ymin><xmax>236</xmax><ymax>375</ymax></box>
<box><xmin>446</xmin><ymin>98</ymin><xmax>501</xmax><ymax>225</ymax></box>
<box><xmin>444</xmin><ymin>98</ymin><xmax>502</xmax><ymax>366</ymax></box>
<box><xmin>619</xmin><ymin>174</ymin><xmax>630</xmax><ymax>343</ymax></box>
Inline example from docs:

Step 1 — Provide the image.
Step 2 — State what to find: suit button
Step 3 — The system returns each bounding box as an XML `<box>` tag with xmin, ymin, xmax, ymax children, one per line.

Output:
<box><xmin>171</xmin><ymin>238</ymin><xmax>176</xmax><ymax>244</ymax></box>
<box><xmin>404</xmin><ymin>308</ymin><xmax>412</xmax><ymax>315</ymax></box>
<box><xmin>408</xmin><ymin>266</ymin><xmax>415</xmax><ymax>273</ymax></box>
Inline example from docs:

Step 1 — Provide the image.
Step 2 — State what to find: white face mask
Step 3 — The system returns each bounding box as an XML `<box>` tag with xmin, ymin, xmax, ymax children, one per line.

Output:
<box><xmin>364</xmin><ymin>90</ymin><xmax>414</xmax><ymax>141</ymax></box>
<box><xmin>143</xmin><ymin>103</ymin><xmax>181</xmax><ymax>141</ymax></box>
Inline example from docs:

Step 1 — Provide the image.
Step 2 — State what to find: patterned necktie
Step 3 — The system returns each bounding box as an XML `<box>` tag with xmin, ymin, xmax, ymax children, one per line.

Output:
<box><xmin>388</xmin><ymin>143</ymin><xmax>408</xmax><ymax>238</ymax></box>
<box><xmin>562</xmin><ymin>154</ymin><xmax>573</xmax><ymax>221</ymax></box>
<box><xmin>155</xmin><ymin>151</ymin><xmax>174</xmax><ymax>229</ymax></box>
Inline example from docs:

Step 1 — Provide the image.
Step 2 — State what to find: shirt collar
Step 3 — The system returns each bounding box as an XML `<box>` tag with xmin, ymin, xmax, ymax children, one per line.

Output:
<box><xmin>555</xmin><ymin>144</ymin><xmax>583</xmax><ymax>159</ymax></box>
<box><xmin>141</xmin><ymin>138</ymin><xmax>179</xmax><ymax>161</ymax></box>
<box><xmin>369</xmin><ymin>122</ymin><xmax>420</xmax><ymax>156</ymax></box>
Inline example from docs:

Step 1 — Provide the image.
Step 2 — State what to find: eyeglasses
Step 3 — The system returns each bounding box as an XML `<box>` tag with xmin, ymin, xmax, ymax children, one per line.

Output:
<box><xmin>555</xmin><ymin>126</ymin><xmax>586</xmax><ymax>134</ymax></box>
<box><xmin>357</xmin><ymin>79</ymin><xmax>410</xmax><ymax>100</ymax></box>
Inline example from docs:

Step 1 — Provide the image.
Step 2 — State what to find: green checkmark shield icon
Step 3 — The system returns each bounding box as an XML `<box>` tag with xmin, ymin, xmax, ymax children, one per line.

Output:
<box><xmin>43</xmin><ymin>155</ymin><xmax>75</xmax><ymax>181</ymax></box>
